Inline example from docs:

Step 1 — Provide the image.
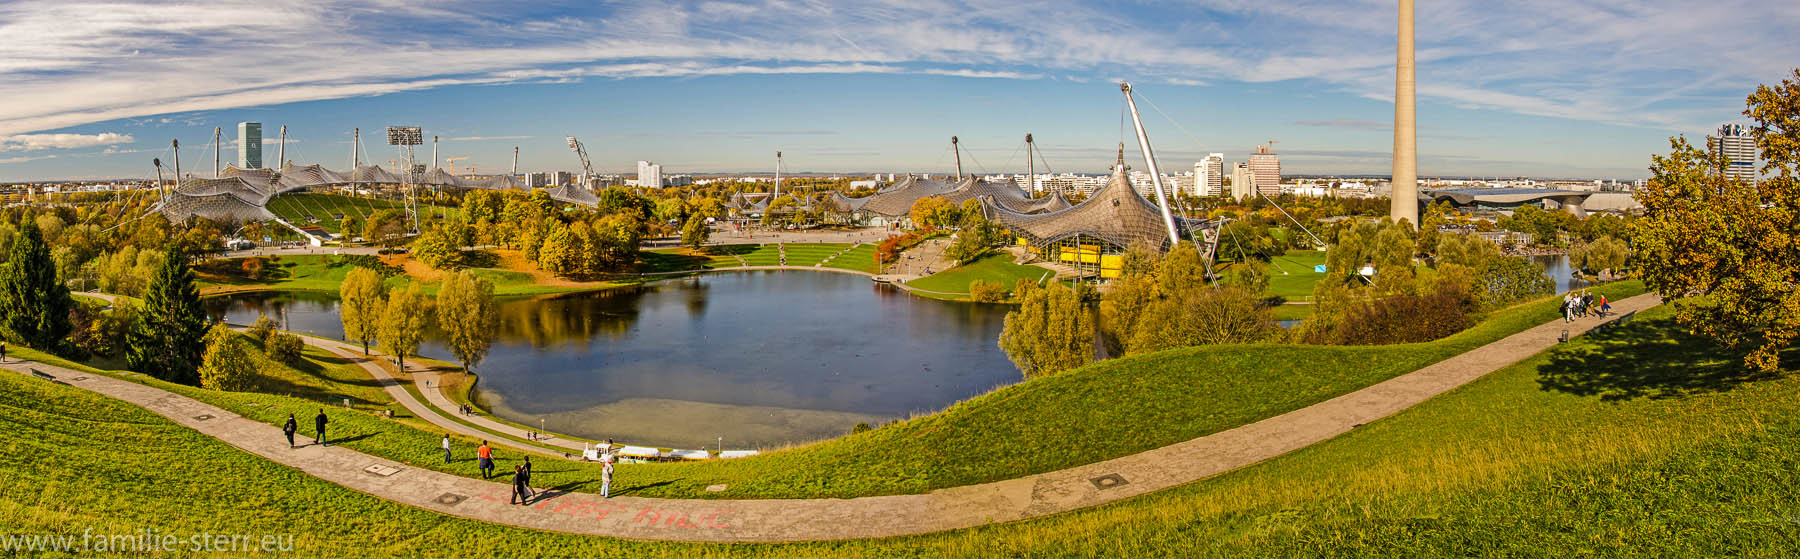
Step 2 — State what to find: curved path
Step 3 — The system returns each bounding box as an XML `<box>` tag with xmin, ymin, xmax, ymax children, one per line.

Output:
<box><xmin>3</xmin><ymin>293</ymin><xmax>1661</xmax><ymax>543</ymax></box>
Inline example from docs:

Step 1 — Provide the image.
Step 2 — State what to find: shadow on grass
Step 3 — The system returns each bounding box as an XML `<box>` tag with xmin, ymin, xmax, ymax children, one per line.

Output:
<box><xmin>1536</xmin><ymin>315</ymin><xmax>1783</xmax><ymax>401</ymax></box>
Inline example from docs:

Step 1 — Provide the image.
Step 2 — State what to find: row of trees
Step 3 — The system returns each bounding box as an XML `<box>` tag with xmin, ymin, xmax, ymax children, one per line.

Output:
<box><xmin>339</xmin><ymin>266</ymin><xmax>499</xmax><ymax>373</ymax></box>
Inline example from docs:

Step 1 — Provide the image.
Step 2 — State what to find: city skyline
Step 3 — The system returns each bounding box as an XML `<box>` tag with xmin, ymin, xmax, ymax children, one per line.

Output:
<box><xmin>1</xmin><ymin>0</ymin><xmax>1796</xmax><ymax>181</ymax></box>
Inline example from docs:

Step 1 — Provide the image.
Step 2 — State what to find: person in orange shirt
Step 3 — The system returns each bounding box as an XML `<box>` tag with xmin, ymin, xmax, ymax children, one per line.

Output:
<box><xmin>477</xmin><ymin>441</ymin><xmax>494</xmax><ymax>479</ymax></box>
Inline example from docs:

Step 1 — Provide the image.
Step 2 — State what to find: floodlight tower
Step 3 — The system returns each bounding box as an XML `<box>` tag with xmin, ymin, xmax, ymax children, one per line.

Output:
<box><xmin>387</xmin><ymin>125</ymin><xmax>424</xmax><ymax>233</ymax></box>
<box><xmin>567</xmin><ymin>136</ymin><xmax>597</xmax><ymax>188</ymax></box>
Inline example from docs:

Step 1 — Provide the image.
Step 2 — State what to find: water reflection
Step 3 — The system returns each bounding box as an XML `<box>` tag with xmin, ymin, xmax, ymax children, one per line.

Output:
<box><xmin>206</xmin><ymin>271</ymin><xmax>1018</xmax><ymax>448</ymax></box>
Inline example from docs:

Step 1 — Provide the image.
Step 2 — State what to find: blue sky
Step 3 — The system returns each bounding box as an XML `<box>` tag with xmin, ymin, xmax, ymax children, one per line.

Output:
<box><xmin>1</xmin><ymin>0</ymin><xmax>1795</xmax><ymax>181</ymax></box>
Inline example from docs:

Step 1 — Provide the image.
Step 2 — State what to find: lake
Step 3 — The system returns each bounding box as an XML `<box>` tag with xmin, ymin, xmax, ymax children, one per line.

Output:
<box><xmin>206</xmin><ymin>271</ymin><xmax>1019</xmax><ymax>449</ymax></box>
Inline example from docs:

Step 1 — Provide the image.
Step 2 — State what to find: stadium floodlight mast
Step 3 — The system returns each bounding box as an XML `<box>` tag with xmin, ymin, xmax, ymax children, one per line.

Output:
<box><xmin>388</xmin><ymin>125</ymin><xmax>425</xmax><ymax>233</ymax></box>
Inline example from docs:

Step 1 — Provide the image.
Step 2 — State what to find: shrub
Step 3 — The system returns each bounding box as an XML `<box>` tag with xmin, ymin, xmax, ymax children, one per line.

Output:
<box><xmin>1476</xmin><ymin>256</ymin><xmax>1555</xmax><ymax>309</ymax></box>
<box><xmin>198</xmin><ymin>325</ymin><xmax>257</xmax><ymax>392</ymax></box>
<box><xmin>850</xmin><ymin>422</ymin><xmax>872</xmax><ymax>435</ymax></box>
<box><xmin>265</xmin><ymin>331</ymin><xmax>304</xmax><ymax>365</ymax></box>
<box><xmin>1127</xmin><ymin>287</ymin><xmax>1282</xmax><ymax>354</ymax></box>
<box><xmin>247</xmin><ymin>314</ymin><xmax>278</xmax><ymax>342</ymax></box>
<box><xmin>1331</xmin><ymin>287</ymin><xmax>1474</xmax><ymax>345</ymax></box>
<box><xmin>969</xmin><ymin>279</ymin><xmax>1007</xmax><ymax>303</ymax></box>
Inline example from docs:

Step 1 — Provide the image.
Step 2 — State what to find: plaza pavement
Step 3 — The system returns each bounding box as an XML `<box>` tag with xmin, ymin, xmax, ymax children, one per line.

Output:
<box><xmin>2</xmin><ymin>293</ymin><xmax>1661</xmax><ymax>542</ymax></box>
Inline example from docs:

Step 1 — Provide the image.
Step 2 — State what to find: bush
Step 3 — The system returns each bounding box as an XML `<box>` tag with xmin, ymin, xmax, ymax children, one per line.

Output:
<box><xmin>1330</xmin><ymin>287</ymin><xmax>1474</xmax><ymax>345</ymax></box>
<box><xmin>247</xmin><ymin>314</ymin><xmax>278</xmax><ymax>342</ymax></box>
<box><xmin>265</xmin><ymin>331</ymin><xmax>304</xmax><ymax>365</ymax></box>
<box><xmin>1476</xmin><ymin>256</ymin><xmax>1555</xmax><ymax>309</ymax></box>
<box><xmin>850</xmin><ymin>422</ymin><xmax>872</xmax><ymax>435</ymax></box>
<box><xmin>969</xmin><ymin>279</ymin><xmax>1007</xmax><ymax>303</ymax></box>
<box><xmin>1127</xmin><ymin>287</ymin><xmax>1282</xmax><ymax>354</ymax></box>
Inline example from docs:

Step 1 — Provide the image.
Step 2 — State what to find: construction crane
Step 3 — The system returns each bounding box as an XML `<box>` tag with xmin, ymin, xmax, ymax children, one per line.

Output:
<box><xmin>567</xmin><ymin>136</ymin><xmax>597</xmax><ymax>188</ymax></box>
<box><xmin>444</xmin><ymin>157</ymin><xmax>469</xmax><ymax>174</ymax></box>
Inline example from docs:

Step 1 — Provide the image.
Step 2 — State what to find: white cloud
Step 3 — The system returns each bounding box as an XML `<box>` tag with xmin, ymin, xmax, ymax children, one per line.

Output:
<box><xmin>0</xmin><ymin>132</ymin><xmax>133</xmax><ymax>151</ymax></box>
<box><xmin>0</xmin><ymin>0</ymin><xmax>1793</xmax><ymax>138</ymax></box>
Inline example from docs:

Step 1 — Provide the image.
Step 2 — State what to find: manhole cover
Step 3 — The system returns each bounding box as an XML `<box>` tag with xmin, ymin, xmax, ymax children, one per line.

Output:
<box><xmin>1089</xmin><ymin>473</ymin><xmax>1129</xmax><ymax>490</ymax></box>
<box><xmin>364</xmin><ymin>464</ymin><xmax>402</xmax><ymax>477</ymax></box>
<box><xmin>192</xmin><ymin>414</ymin><xmax>214</xmax><ymax>421</ymax></box>
<box><xmin>434</xmin><ymin>493</ymin><xmax>467</xmax><ymax>506</ymax></box>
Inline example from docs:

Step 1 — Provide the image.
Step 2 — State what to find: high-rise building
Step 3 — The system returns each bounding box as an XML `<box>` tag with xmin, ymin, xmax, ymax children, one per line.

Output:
<box><xmin>1230</xmin><ymin>162</ymin><xmax>1255</xmax><ymax>201</ymax></box>
<box><xmin>237</xmin><ymin>122</ymin><xmax>262</xmax><ymax>169</ymax></box>
<box><xmin>552</xmin><ymin>171</ymin><xmax>574</xmax><ymax>186</ymax></box>
<box><xmin>1708</xmin><ymin>123</ymin><xmax>1757</xmax><ymax>184</ymax></box>
<box><xmin>1195</xmin><ymin>153</ymin><xmax>1224</xmax><ymax>196</ymax></box>
<box><xmin>637</xmin><ymin>160</ymin><xmax>664</xmax><ymax>188</ymax></box>
<box><xmin>1248</xmin><ymin>144</ymin><xmax>1281</xmax><ymax>196</ymax></box>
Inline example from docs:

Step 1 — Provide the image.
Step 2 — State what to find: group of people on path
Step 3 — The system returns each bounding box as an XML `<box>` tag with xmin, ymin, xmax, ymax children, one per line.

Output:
<box><xmin>274</xmin><ymin>410</ymin><xmax>618</xmax><ymax>507</ymax></box>
<box><xmin>1562</xmin><ymin>289</ymin><xmax>1610</xmax><ymax>322</ymax></box>
<box><xmin>280</xmin><ymin>410</ymin><xmax>330</xmax><ymax>448</ymax></box>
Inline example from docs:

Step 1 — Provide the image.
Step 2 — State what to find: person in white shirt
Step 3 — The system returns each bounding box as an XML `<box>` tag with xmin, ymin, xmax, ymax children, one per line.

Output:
<box><xmin>441</xmin><ymin>434</ymin><xmax>451</xmax><ymax>464</ymax></box>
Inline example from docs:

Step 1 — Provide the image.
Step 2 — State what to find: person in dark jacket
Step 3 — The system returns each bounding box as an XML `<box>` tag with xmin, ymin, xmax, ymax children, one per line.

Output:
<box><xmin>510</xmin><ymin>464</ymin><xmax>530</xmax><ymax>505</ymax></box>
<box><xmin>314</xmin><ymin>410</ymin><xmax>328</xmax><ymax>446</ymax></box>
<box><xmin>521</xmin><ymin>457</ymin><xmax>534</xmax><ymax>498</ymax></box>
<box><xmin>282</xmin><ymin>414</ymin><xmax>298</xmax><ymax>448</ymax></box>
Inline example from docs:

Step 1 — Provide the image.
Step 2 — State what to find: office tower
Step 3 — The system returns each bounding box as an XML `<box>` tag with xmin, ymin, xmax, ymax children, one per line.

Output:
<box><xmin>637</xmin><ymin>160</ymin><xmax>664</xmax><ymax>188</ymax></box>
<box><xmin>1248</xmin><ymin>144</ymin><xmax>1281</xmax><ymax>196</ymax></box>
<box><xmin>1708</xmin><ymin>123</ymin><xmax>1758</xmax><ymax>184</ymax></box>
<box><xmin>237</xmin><ymin>122</ymin><xmax>262</xmax><ymax>169</ymax></box>
<box><xmin>1196</xmin><ymin>153</ymin><xmax>1224</xmax><ymax>196</ymax></box>
<box><xmin>1230</xmin><ymin>162</ymin><xmax>1255</xmax><ymax>201</ymax></box>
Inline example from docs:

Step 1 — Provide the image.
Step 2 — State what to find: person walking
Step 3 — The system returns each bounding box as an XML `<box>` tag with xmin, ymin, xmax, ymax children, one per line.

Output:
<box><xmin>601</xmin><ymin>455</ymin><xmax>614</xmax><ymax>499</ymax></box>
<box><xmin>1562</xmin><ymin>293</ymin><xmax>1574</xmax><ymax>323</ymax></box>
<box><xmin>282</xmin><ymin>413</ymin><xmax>298</xmax><ymax>449</ymax></box>
<box><xmin>1598</xmin><ymin>294</ymin><xmax>1611</xmax><ymax>316</ymax></box>
<box><xmin>1</xmin><ymin>340</ymin><xmax>7</xmax><ymax>363</ymax></box>
<box><xmin>521</xmin><ymin>456</ymin><xmax>534</xmax><ymax>498</ymax></box>
<box><xmin>510</xmin><ymin>464</ymin><xmax>530</xmax><ymax>505</ymax></box>
<box><xmin>313</xmin><ymin>409</ymin><xmax>328</xmax><ymax>446</ymax></box>
<box><xmin>441</xmin><ymin>434</ymin><xmax>452</xmax><ymax>464</ymax></box>
<box><xmin>477</xmin><ymin>441</ymin><xmax>494</xmax><ymax>479</ymax></box>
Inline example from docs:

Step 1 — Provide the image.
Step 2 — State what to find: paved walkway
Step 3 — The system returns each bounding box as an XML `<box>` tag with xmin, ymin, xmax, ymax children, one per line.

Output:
<box><xmin>5</xmin><ymin>293</ymin><xmax>1660</xmax><ymax>542</ymax></box>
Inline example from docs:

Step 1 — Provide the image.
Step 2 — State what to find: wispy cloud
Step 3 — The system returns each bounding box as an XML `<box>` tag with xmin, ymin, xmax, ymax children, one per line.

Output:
<box><xmin>444</xmin><ymin>135</ymin><xmax>533</xmax><ymax>142</ymax></box>
<box><xmin>0</xmin><ymin>0</ymin><xmax>1794</xmax><ymax>139</ymax></box>
<box><xmin>0</xmin><ymin>154</ymin><xmax>58</xmax><ymax>164</ymax></box>
<box><xmin>0</xmin><ymin>132</ymin><xmax>133</xmax><ymax>151</ymax></box>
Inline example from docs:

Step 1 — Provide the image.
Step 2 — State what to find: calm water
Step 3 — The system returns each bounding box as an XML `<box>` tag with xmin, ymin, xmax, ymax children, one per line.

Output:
<box><xmin>206</xmin><ymin>271</ymin><xmax>1019</xmax><ymax>449</ymax></box>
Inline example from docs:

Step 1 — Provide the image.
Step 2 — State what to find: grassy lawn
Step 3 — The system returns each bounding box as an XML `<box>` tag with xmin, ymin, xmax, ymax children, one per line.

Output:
<box><xmin>821</xmin><ymin>244</ymin><xmax>880</xmax><ymax>274</ymax></box>
<box><xmin>5</xmin><ymin>294</ymin><xmax>1793</xmax><ymax>556</ymax></box>
<box><xmin>640</xmin><ymin>248</ymin><xmax>716</xmax><ymax>273</ymax></box>
<box><xmin>904</xmin><ymin>254</ymin><xmax>1050</xmax><ymax>295</ymax></box>
<box><xmin>10</xmin><ymin>281</ymin><xmax>1647</xmax><ymax>502</ymax></box>
<box><xmin>737</xmin><ymin>244</ymin><xmax>784</xmax><ymax>267</ymax></box>
<box><xmin>778</xmin><ymin>243</ymin><xmax>853</xmax><ymax>267</ymax></box>
<box><xmin>264</xmin><ymin>192</ymin><xmax>458</xmax><ymax>237</ymax></box>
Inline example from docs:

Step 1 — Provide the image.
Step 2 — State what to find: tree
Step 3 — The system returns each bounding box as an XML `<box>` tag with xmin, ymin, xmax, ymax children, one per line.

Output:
<box><xmin>378</xmin><ymin>283</ymin><xmax>429</xmax><ymax>372</ymax></box>
<box><xmin>1128</xmin><ymin>287</ymin><xmax>1280</xmax><ymax>353</ymax></box>
<box><xmin>1568</xmin><ymin>236</ymin><xmax>1631</xmax><ymax>278</ymax></box>
<box><xmin>681</xmin><ymin>215</ymin><xmax>711</xmax><ymax>251</ymax></box>
<box><xmin>248</xmin><ymin>314</ymin><xmax>278</xmax><ymax>341</ymax></box>
<box><xmin>265</xmin><ymin>331</ymin><xmax>304</xmax><ymax>365</ymax></box>
<box><xmin>338</xmin><ymin>267</ymin><xmax>387</xmax><ymax>354</ymax></box>
<box><xmin>411</xmin><ymin>228</ymin><xmax>458</xmax><ymax>269</ymax></box>
<box><xmin>969</xmin><ymin>279</ymin><xmax>1007</xmax><ymax>303</ymax></box>
<box><xmin>363</xmin><ymin>209</ymin><xmax>408</xmax><ymax>247</ymax></box>
<box><xmin>908</xmin><ymin>196</ymin><xmax>957</xmax><ymax>229</ymax></box>
<box><xmin>944</xmin><ymin>210</ymin><xmax>1003</xmax><ymax>263</ymax></box>
<box><xmin>1632</xmin><ymin>71</ymin><xmax>1800</xmax><ymax>372</ymax></box>
<box><xmin>197</xmin><ymin>324</ymin><xmax>257</xmax><ymax>392</ymax></box>
<box><xmin>998</xmin><ymin>282</ymin><xmax>1093</xmax><ymax>378</ymax></box>
<box><xmin>126</xmin><ymin>247</ymin><xmax>208</xmax><ymax>385</ymax></box>
<box><xmin>0</xmin><ymin>218</ymin><xmax>74</xmax><ymax>350</ymax></box>
<box><xmin>538</xmin><ymin>226</ymin><xmax>576</xmax><ymax>274</ymax></box>
<box><xmin>436</xmin><ymin>270</ymin><xmax>499</xmax><ymax>373</ymax></box>
<box><xmin>1475</xmin><ymin>256</ymin><xmax>1555</xmax><ymax>309</ymax></box>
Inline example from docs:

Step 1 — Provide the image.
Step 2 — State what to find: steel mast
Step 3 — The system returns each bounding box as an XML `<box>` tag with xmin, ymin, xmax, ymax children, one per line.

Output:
<box><xmin>1121</xmin><ymin>82</ymin><xmax>1182</xmax><ymax>247</ymax></box>
<box><xmin>212</xmin><ymin>126</ymin><xmax>221</xmax><ymax>178</ymax></box>
<box><xmin>566</xmin><ymin>136</ymin><xmax>596</xmax><ymax>188</ymax></box>
<box><xmin>951</xmin><ymin>136</ymin><xmax>963</xmax><ymax>180</ymax></box>
<box><xmin>1025</xmin><ymin>133</ymin><xmax>1034</xmax><ymax>193</ymax></box>
<box><xmin>277</xmin><ymin>125</ymin><xmax>286</xmax><ymax>169</ymax></box>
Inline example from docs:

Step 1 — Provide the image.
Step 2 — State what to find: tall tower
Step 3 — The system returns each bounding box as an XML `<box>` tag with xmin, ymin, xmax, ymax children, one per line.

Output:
<box><xmin>237</xmin><ymin>122</ymin><xmax>262</xmax><ymax>169</ymax></box>
<box><xmin>1390</xmin><ymin>0</ymin><xmax>1419</xmax><ymax>227</ymax></box>
<box><xmin>1708</xmin><ymin>124</ymin><xmax>1758</xmax><ymax>184</ymax></box>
